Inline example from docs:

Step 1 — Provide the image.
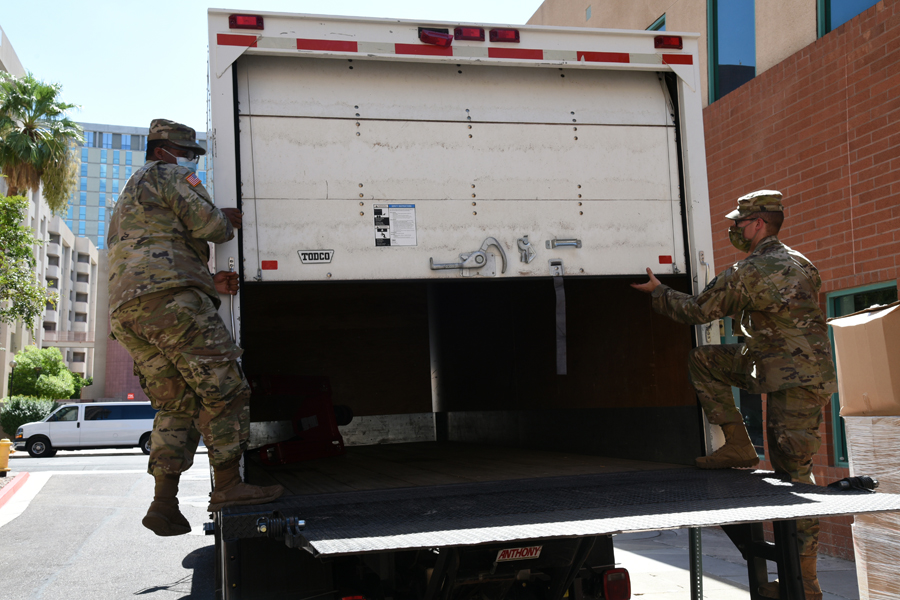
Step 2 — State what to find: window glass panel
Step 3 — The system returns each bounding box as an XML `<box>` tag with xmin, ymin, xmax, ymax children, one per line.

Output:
<box><xmin>84</xmin><ymin>132</ymin><xmax>94</xmax><ymax>148</ymax></box>
<box><xmin>126</xmin><ymin>151</ymin><xmax>132</xmax><ymax>165</ymax></box>
<box><xmin>828</xmin><ymin>0</ymin><xmax>879</xmax><ymax>32</ymax></box>
<box><xmin>65</xmin><ymin>219</ymin><xmax>73</xmax><ymax>230</ymax></box>
<box><xmin>80</xmin><ymin>163</ymin><xmax>87</xmax><ymax>177</ymax></box>
<box><xmin>67</xmin><ymin>206</ymin><xmax>73</xmax><ymax>219</ymax></box>
<box><xmin>113</xmin><ymin>165</ymin><xmax>119</xmax><ymax>179</ymax></box>
<box><xmin>80</xmin><ymin>191</ymin><xmax>87</xmax><ymax>205</ymax></box>
<box><xmin>711</xmin><ymin>0</ymin><xmax>756</xmax><ymax>101</ymax></box>
<box><xmin>80</xmin><ymin>177</ymin><xmax>87</xmax><ymax>191</ymax></box>
<box><xmin>112</xmin><ymin>194</ymin><xmax>119</xmax><ymax>204</ymax></box>
<box><xmin>99</xmin><ymin>207</ymin><xmax>106</xmax><ymax>220</ymax></box>
<box><xmin>100</xmin><ymin>164</ymin><xmax>107</xmax><ymax>178</ymax></box>
<box><xmin>114</xmin><ymin>150</ymin><xmax>120</xmax><ymax>164</ymax></box>
<box><xmin>79</xmin><ymin>206</ymin><xmax>86</xmax><ymax>220</ymax></box>
<box><xmin>113</xmin><ymin>180</ymin><xmax>119</xmax><ymax>193</ymax></box>
<box><xmin>100</xmin><ymin>179</ymin><xmax>106</xmax><ymax>192</ymax></box>
<box><xmin>99</xmin><ymin>193</ymin><xmax>106</xmax><ymax>205</ymax></box>
<box><xmin>50</xmin><ymin>406</ymin><xmax>79</xmax><ymax>422</ymax></box>
<box><xmin>81</xmin><ymin>147</ymin><xmax>88</xmax><ymax>162</ymax></box>
<box><xmin>85</xmin><ymin>406</ymin><xmax>112</xmax><ymax>421</ymax></box>
<box><xmin>125</xmin><ymin>166</ymin><xmax>132</xmax><ymax>178</ymax></box>
<box><xmin>102</xmin><ymin>133</ymin><xmax>112</xmax><ymax>149</ymax></box>
<box><xmin>101</xmin><ymin>149</ymin><xmax>107</xmax><ymax>162</ymax></box>
<box><xmin>648</xmin><ymin>14</ymin><xmax>666</xmax><ymax>30</ymax></box>
<box><xmin>122</xmin><ymin>134</ymin><xmax>131</xmax><ymax>150</ymax></box>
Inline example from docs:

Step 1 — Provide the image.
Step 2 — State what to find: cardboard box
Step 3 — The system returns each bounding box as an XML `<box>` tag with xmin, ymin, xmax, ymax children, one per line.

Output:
<box><xmin>829</xmin><ymin>301</ymin><xmax>900</xmax><ymax>417</ymax></box>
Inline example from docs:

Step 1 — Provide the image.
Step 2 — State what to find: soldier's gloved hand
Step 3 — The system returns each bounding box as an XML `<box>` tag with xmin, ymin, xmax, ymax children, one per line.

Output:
<box><xmin>630</xmin><ymin>268</ymin><xmax>661</xmax><ymax>294</ymax></box>
<box><xmin>220</xmin><ymin>208</ymin><xmax>243</xmax><ymax>229</ymax></box>
<box><xmin>214</xmin><ymin>271</ymin><xmax>240</xmax><ymax>295</ymax></box>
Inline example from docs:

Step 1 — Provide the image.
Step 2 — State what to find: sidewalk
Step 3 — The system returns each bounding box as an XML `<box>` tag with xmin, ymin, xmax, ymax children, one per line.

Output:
<box><xmin>614</xmin><ymin>528</ymin><xmax>859</xmax><ymax>599</ymax></box>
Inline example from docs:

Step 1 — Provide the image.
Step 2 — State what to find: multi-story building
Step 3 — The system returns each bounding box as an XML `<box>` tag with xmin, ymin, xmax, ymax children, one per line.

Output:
<box><xmin>0</xmin><ymin>26</ymin><xmax>100</xmax><ymax>401</ymax></box>
<box><xmin>528</xmin><ymin>0</ymin><xmax>898</xmax><ymax>560</ymax></box>
<box><xmin>70</xmin><ymin>123</ymin><xmax>208</xmax><ymax>249</ymax></box>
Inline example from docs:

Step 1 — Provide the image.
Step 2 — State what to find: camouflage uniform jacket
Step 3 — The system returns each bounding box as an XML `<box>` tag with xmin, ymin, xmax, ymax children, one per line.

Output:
<box><xmin>651</xmin><ymin>236</ymin><xmax>837</xmax><ymax>394</ymax></box>
<box><xmin>107</xmin><ymin>160</ymin><xmax>233</xmax><ymax>314</ymax></box>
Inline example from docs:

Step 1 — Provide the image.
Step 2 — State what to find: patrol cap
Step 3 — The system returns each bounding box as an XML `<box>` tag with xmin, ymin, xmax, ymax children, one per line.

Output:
<box><xmin>147</xmin><ymin>119</ymin><xmax>206</xmax><ymax>155</ymax></box>
<box><xmin>725</xmin><ymin>190</ymin><xmax>784</xmax><ymax>220</ymax></box>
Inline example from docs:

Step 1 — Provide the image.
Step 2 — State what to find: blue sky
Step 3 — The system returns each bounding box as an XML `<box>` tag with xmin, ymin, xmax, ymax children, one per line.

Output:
<box><xmin>2</xmin><ymin>1</ymin><xmax>544</xmax><ymax>132</ymax></box>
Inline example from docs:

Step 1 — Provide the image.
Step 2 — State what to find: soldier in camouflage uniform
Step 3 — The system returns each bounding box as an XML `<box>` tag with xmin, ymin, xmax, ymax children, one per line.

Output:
<box><xmin>631</xmin><ymin>190</ymin><xmax>836</xmax><ymax>600</ymax></box>
<box><xmin>108</xmin><ymin>119</ymin><xmax>282</xmax><ymax>537</ymax></box>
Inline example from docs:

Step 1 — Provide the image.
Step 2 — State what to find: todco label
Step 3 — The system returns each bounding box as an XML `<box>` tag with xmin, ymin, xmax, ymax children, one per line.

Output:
<box><xmin>298</xmin><ymin>250</ymin><xmax>334</xmax><ymax>264</ymax></box>
<box><xmin>495</xmin><ymin>546</ymin><xmax>543</xmax><ymax>562</ymax></box>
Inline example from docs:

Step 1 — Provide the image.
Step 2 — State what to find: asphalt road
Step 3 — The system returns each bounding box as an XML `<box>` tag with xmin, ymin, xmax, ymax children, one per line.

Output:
<box><xmin>1</xmin><ymin>449</ymin><xmax>216</xmax><ymax>600</ymax></box>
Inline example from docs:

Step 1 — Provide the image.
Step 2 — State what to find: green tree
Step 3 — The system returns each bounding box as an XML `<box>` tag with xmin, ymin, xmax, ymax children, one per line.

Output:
<box><xmin>0</xmin><ymin>195</ymin><xmax>53</xmax><ymax>332</ymax></box>
<box><xmin>0</xmin><ymin>72</ymin><xmax>82</xmax><ymax>214</ymax></box>
<box><xmin>70</xmin><ymin>374</ymin><xmax>93</xmax><ymax>400</ymax></box>
<box><xmin>0</xmin><ymin>396</ymin><xmax>58</xmax><ymax>438</ymax></box>
<box><xmin>9</xmin><ymin>346</ymin><xmax>74</xmax><ymax>400</ymax></box>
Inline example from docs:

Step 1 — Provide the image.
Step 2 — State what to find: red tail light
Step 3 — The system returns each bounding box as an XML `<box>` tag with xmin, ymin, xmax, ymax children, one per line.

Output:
<box><xmin>454</xmin><ymin>27</ymin><xmax>485</xmax><ymax>41</ymax></box>
<box><xmin>490</xmin><ymin>28</ymin><xmax>520</xmax><ymax>43</ymax></box>
<box><xmin>659</xmin><ymin>255</ymin><xmax>673</xmax><ymax>264</ymax></box>
<box><xmin>229</xmin><ymin>14</ymin><xmax>264</xmax><ymax>30</ymax></box>
<box><xmin>654</xmin><ymin>35</ymin><xmax>683</xmax><ymax>49</ymax></box>
<box><xmin>419</xmin><ymin>29</ymin><xmax>453</xmax><ymax>47</ymax></box>
<box><xmin>602</xmin><ymin>568</ymin><xmax>631</xmax><ymax>600</ymax></box>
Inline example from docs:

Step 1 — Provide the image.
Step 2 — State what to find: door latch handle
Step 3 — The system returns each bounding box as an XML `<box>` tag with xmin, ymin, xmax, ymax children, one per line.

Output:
<box><xmin>430</xmin><ymin>237</ymin><xmax>507</xmax><ymax>274</ymax></box>
<box><xmin>545</xmin><ymin>238</ymin><xmax>582</xmax><ymax>249</ymax></box>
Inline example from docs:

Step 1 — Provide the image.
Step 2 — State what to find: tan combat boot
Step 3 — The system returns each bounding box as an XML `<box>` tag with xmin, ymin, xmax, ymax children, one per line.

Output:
<box><xmin>142</xmin><ymin>473</ymin><xmax>192</xmax><ymax>536</ymax></box>
<box><xmin>207</xmin><ymin>462</ymin><xmax>284</xmax><ymax>512</ymax></box>
<box><xmin>695</xmin><ymin>422</ymin><xmax>760</xmax><ymax>469</ymax></box>
<box><xmin>758</xmin><ymin>555</ymin><xmax>823</xmax><ymax>600</ymax></box>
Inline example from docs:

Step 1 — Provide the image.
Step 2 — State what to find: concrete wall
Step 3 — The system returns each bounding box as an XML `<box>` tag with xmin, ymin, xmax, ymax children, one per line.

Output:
<box><xmin>755</xmin><ymin>0</ymin><xmax>817</xmax><ymax>73</ymax></box>
<box><xmin>0</xmin><ymin>25</ymin><xmax>25</xmax><ymax>77</ymax></box>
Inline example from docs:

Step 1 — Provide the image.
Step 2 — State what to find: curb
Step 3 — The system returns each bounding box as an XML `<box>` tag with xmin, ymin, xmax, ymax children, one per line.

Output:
<box><xmin>0</xmin><ymin>472</ymin><xmax>30</xmax><ymax>511</ymax></box>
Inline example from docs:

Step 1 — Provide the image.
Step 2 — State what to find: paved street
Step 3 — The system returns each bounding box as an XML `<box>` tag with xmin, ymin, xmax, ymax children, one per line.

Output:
<box><xmin>2</xmin><ymin>449</ymin><xmax>215</xmax><ymax>600</ymax></box>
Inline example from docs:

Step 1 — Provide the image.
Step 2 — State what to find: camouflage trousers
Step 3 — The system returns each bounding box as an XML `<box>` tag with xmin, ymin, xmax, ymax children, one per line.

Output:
<box><xmin>110</xmin><ymin>288</ymin><xmax>250</xmax><ymax>476</ymax></box>
<box><xmin>688</xmin><ymin>343</ymin><xmax>830</xmax><ymax>556</ymax></box>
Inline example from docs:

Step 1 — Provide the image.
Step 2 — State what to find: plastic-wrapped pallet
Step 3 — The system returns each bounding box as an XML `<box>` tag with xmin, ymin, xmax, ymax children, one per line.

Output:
<box><xmin>845</xmin><ymin>417</ymin><xmax>900</xmax><ymax>600</ymax></box>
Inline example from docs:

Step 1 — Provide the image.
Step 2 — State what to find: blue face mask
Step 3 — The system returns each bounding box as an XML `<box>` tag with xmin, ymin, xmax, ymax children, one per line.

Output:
<box><xmin>163</xmin><ymin>148</ymin><xmax>199</xmax><ymax>173</ymax></box>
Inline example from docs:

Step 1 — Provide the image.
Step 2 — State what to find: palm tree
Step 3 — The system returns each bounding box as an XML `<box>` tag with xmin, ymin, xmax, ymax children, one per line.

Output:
<box><xmin>0</xmin><ymin>72</ymin><xmax>82</xmax><ymax>214</ymax></box>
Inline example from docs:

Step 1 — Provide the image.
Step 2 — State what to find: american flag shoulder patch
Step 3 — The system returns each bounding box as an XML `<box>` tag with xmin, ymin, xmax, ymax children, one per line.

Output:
<box><xmin>186</xmin><ymin>173</ymin><xmax>201</xmax><ymax>187</ymax></box>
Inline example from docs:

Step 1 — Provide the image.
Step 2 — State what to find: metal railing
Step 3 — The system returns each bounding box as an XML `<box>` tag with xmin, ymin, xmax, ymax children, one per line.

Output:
<box><xmin>42</xmin><ymin>331</ymin><xmax>95</xmax><ymax>343</ymax></box>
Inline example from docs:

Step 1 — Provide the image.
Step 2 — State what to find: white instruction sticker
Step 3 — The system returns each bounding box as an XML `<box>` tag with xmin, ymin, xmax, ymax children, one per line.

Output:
<box><xmin>374</xmin><ymin>204</ymin><xmax>417</xmax><ymax>247</ymax></box>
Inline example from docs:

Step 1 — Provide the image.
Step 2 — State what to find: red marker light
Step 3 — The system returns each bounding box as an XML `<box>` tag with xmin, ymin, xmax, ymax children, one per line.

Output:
<box><xmin>602</xmin><ymin>568</ymin><xmax>631</xmax><ymax>600</ymax></box>
<box><xmin>228</xmin><ymin>14</ymin><xmax>264</xmax><ymax>30</ymax></box>
<box><xmin>654</xmin><ymin>35</ymin><xmax>683</xmax><ymax>49</ymax></box>
<box><xmin>261</xmin><ymin>260</ymin><xmax>278</xmax><ymax>270</ymax></box>
<box><xmin>419</xmin><ymin>29</ymin><xmax>453</xmax><ymax>47</ymax></box>
<box><xmin>454</xmin><ymin>27</ymin><xmax>485</xmax><ymax>41</ymax></box>
<box><xmin>659</xmin><ymin>255</ymin><xmax>674</xmax><ymax>264</ymax></box>
<box><xmin>490</xmin><ymin>28</ymin><xmax>521</xmax><ymax>43</ymax></box>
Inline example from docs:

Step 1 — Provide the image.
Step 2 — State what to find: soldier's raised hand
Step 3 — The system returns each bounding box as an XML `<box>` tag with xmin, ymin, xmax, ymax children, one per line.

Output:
<box><xmin>220</xmin><ymin>208</ymin><xmax>243</xmax><ymax>229</ymax></box>
<box><xmin>214</xmin><ymin>270</ymin><xmax>240</xmax><ymax>295</ymax></box>
<box><xmin>630</xmin><ymin>268</ymin><xmax>661</xmax><ymax>294</ymax></box>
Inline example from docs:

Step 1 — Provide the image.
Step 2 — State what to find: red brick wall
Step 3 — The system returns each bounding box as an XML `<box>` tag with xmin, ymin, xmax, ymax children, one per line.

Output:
<box><xmin>103</xmin><ymin>316</ymin><xmax>148</xmax><ymax>402</ymax></box>
<box><xmin>703</xmin><ymin>0</ymin><xmax>899</xmax><ymax>559</ymax></box>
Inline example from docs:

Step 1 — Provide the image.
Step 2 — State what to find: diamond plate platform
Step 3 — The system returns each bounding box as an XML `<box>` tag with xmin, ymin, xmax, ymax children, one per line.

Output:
<box><xmin>222</xmin><ymin>468</ymin><xmax>900</xmax><ymax>556</ymax></box>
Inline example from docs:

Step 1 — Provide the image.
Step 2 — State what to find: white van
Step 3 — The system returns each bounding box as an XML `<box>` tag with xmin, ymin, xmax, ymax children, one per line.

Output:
<box><xmin>14</xmin><ymin>402</ymin><xmax>157</xmax><ymax>457</ymax></box>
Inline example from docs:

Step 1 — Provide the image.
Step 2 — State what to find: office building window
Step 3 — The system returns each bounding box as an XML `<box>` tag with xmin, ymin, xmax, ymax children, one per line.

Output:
<box><xmin>78</xmin><ymin>221</ymin><xmax>85</xmax><ymax>235</ymax></box>
<box><xmin>113</xmin><ymin>165</ymin><xmax>119</xmax><ymax>179</ymax></box>
<box><xmin>99</xmin><ymin>206</ymin><xmax>106</xmax><ymax>220</ymax></box>
<box><xmin>114</xmin><ymin>150</ymin><xmax>120</xmax><ymax>164</ymax></box>
<box><xmin>112</xmin><ymin>133</ymin><xmax>121</xmax><ymax>149</ymax></box>
<box><xmin>708</xmin><ymin>0</ymin><xmax>756</xmax><ymax>102</ymax></box>
<box><xmin>100</xmin><ymin>164</ymin><xmax>107</xmax><ymax>178</ymax></box>
<box><xmin>79</xmin><ymin>191</ymin><xmax>86</xmax><ymax>205</ymax></box>
<box><xmin>586</xmin><ymin>5</ymin><xmax>591</xmax><ymax>21</ymax></box>
<box><xmin>102</xmin><ymin>133</ymin><xmax>112</xmax><ymax>149</ymax></box>
<box><xmin>112</xmin><ymin>194</ymin><xmax>118</xmax><ymax>204</ymax></box>
<box><xmin>99</xmin><ymin>193</ymin><xmax>106</xmax><ymax>206</ymax></box>
<box><xmin>80</xmin><ymin>177</ymin><xmax>87</xmax><ymax>191</ymax></box>
<box><xmin>79</xmin><ymin>206</ymin><xmax>86</xmax><ymax>220</ymax></box>
<box><xmin>827</xmin><ymin>282</ymin><xmax>898</xmax><ymax>465</ymax></box>
<box><xmin>84</xmin><ymin>131</ymin><xmax>95</xmax><ymax>147</ymax></box>
<box><xmin>100</xmin><ymin>179</ymin><xmax>106</xmax><ymax>192</ymax></box>
<box><xmin>81</xmin><ymin>147</ymin><xmax>88</xmax><ymax>162</ymax></box>
<box><xmin>126</xmin><ymin>151</ymin><xmax>132</xmax><ymax>165</ymax></box>
<box><xmin>818</xmin><ymin>0</ymin><xmax>879</xmax><ymax>36</ymax></box>
<box><xmin>101</xmin><ymin>149</ymin><xmax>107</xmax><ymax>162</ymax></box>
<box><xmin>67</xmin><ymin>206</ymin><xmax>73</xmax><ymax>219</ymax></box>
<box><xmin>122</xmin><ymin>134</ymin><xmax>131</xmax><ymax>150</ymax></box>
<box><xmin>80</xmin><ymin>163</ymin><xmax>87</xmax><ymax>177</ymax></box>
<box><xmin>112</xmin><ymin>180</ymin><xmax>119</xmax><ymax>193</ymax></box>
<box><xmin>125</xmin><ymin>166</ymin><xmax>132</xmax><ymax>178</ymax></box>
<box><xmin>648</xmin><ymin>14</ymin><xmax>666</xmax><ymax>31</ymax></box>
<box><xmin>65</xmin><ymin>219</ymin><xmax>73</xmax><ymax>230</ymax></box>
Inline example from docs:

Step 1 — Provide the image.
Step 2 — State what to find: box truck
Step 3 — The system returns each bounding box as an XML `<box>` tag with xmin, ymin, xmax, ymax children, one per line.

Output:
<box><xmin>206</xmin><ymin>10</ymin><xmax>900</xmax><ymax>599</ymax></box>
